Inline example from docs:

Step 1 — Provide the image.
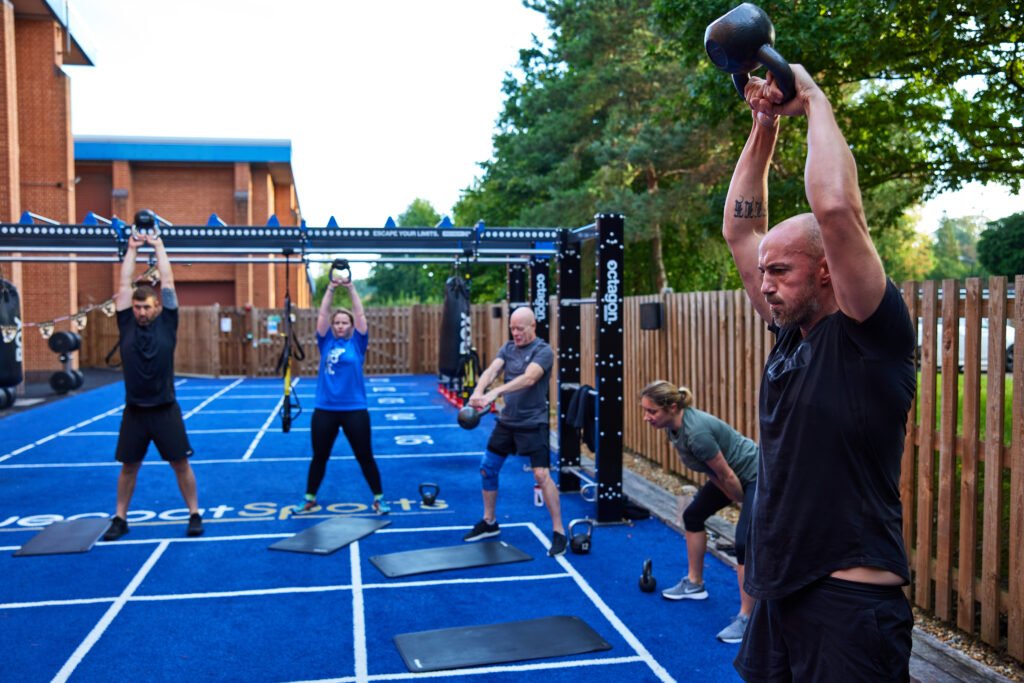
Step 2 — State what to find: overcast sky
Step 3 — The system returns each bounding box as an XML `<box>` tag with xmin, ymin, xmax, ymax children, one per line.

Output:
<box><xmin>67</xmin><ymin>0</ymin><xmax>550</xmax><ymax>229</ymax></box>
<box><xmin>66</xmin><ymin>0</ymin><xmax>1022</xmax><ymax>235</ymax></box>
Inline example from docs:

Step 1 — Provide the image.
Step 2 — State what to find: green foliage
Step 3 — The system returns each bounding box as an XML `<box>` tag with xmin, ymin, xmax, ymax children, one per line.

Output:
<box><xmin>310</xmin><ymin>267</ymin><xmax>373</xmax><ymax>308</ymax></box>
<box><xmin>456</xmin><ymin>0</ymin><xmax>1018</xmax><ymax>295</ymax></box>
<box><xmin>927</xmin><ymin>214</ymin><xmax>988</xmax><ymax>280</ymax></box>
<box><xmin>864</xmin><ymin>182</ymin><xmax>934</xmax><ymax>282</ymax></box>
<box><xmin>656</xmin><ymin>0</ymin><xmax>1024</xmax><ymax>194</ymax></box>
<box><xmin>365</xmin><ymin>198</ymin><xmax>509</xmax><ymax>305</ymax></box>
<box><xmin>977</xmin><ymin>212</ymin><xmax>1024</xmax><ymax>277</ymax></box>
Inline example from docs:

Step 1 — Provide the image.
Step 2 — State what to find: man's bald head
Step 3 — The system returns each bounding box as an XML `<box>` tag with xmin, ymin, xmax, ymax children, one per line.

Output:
<box><xmin>760</xmin><ymin>213</ymin><xmax>824</xmax><ymax>262</ymax></box>
<box><xmin>509</xmin><ymin>307</ymin><xmax>537</xmax><ymax>347</ymax></box>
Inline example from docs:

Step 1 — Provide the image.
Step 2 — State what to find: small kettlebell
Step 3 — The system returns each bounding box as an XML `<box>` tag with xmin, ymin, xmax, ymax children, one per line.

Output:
<box><xmin>568</xmin><ymin>518</ymin><xmax>593</xmax><ymax>555</ymax></box>
<box><xmin>457</xmin><ymin>404</ymin><xmax>489</xmax><ymax>430</ymax></box>
<box><xmin>639</xmin><ymin>558</ymin><xmax>657</xmax><ymax>593</ymax></box>
<box><xmin>419</xmin><ymin>482</ymin><xmax>440</xmax><ymax>507</ymax></box>
<box><xmin>704</xmin><ymin>3</ymin><xmax>795</xmax><ymax>102</ymax></box>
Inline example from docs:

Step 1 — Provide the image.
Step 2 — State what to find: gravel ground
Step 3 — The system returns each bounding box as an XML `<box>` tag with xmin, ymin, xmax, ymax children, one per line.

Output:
<box><xmin>622</xmin><ymin>450</ymin><xmax>1024</xmax><ymax>682</ymax></box>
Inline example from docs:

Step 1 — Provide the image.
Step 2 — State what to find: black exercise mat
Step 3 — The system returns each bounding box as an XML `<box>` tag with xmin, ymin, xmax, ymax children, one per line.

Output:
<box><xmin>268</xmin><ymin>516</ymin><xmax>391</xmax><ymax>555</ymax></box>
<box><xmin>13</xmin><ymin>518</ymin><xmax>111</xmax><ymax>557</ymax></box>
<box><xmin>394</xmin><ymin>615</ymin><xmax>612</xmax><ymax>672</ymax></box>
<box><xmin>369</xmin><ymin>540</ymin><xmax>532</xmax><ymax>578</ymax></box>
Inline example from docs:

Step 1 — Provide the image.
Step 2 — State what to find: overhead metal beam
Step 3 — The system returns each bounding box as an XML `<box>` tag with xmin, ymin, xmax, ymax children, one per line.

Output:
<box><xmin>0</xmin><ymin>255</ymin><xmax>532</xmax><ymax>265</ymax></box>
<box><xmin>0</xmin><ymin>223</ymin><xmax>565</xmax><ymax>257</ymax></box>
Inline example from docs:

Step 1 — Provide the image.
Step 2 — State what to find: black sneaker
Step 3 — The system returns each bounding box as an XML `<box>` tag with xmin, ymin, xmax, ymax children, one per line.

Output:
<box><xmin>463</xmin><ymin>519</ymin><xmax>500</xmax><ymax>542</ymax></box>
<box><xmin>186</xmin><ymin>513</ymin><xmax>204</xmax><ymax>537</ymax></box>
<box><xmin>548</xmin><ymin>531</ymin><xmax>567</xmax><ymax>557</ymax></box>
<box><xmin>103</xmin><ymin>516</ymin><xmax>128</xmax><ymax>541</ymax></box>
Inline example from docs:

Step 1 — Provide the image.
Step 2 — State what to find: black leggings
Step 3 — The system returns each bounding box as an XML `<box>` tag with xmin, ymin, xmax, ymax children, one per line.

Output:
<box><xmin>682</xmin><ymin>480</ymin><xmax>756</xmax><ymax>565</ymax></box>
<box><xmin>307</xmin><ymin>408</ymin><xmax>382</xmax><ymax>497</ymax></box>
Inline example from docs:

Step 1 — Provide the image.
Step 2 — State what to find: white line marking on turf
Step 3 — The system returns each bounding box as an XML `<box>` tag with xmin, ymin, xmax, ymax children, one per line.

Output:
<box><xmin>171</xmin><ymin>393</ymin><xmax>312</xmax><ymax>400</ymax></box>
<box><xmin>181</xmin><ymin>377</ymin><xmax>244</xmax><ymax>419</ymax></box>
<box><xmin>0</xmin><ymin>452</ymin><xmax>483</xmax><ymax>470</ymax></box>
<box><xmin>53</xmin><ymin>423</ymin><xmax>464</xmax><ymax>437</ymax></box>
<box><xmin>0</xmin><ymin>572</ymin><xmax>569</xmax><ymax>610</ymax></box>
<box><xmin>184</xmin><ymin>409</ymin><xmax>286</xmax><ymax>414</ymax></box>
<box><xmin>527</xmin><ymin>523</ymin><xmax>676</xmax><ymax>683</ymax></box>
<box><xmin>351</xmin><ymin>541</ymin><xmax>369</xmax><ymax>683</ymax></box>
<box><xmin>0</xmin><ymin>403</ymin><xmax>124</xmax><ymax>463</ymax></box>
<box><xmin>52</xmin><ymin>541</ymin><xmax>170</xmax><ymax>683</ymax></box>
<box><xmin>242</xmin><ymin>377</ymin><xmax>296</xmax><ymax>460</ymax></box>
<box><xmin>362</xmin><ymin>573</ymin><xmax>568</xmax><ymax>591</ymax></box>
<box><xmin>288</xmin><ymin>655</ymin><xmax>646</xmax><ymax>682</ymax></box>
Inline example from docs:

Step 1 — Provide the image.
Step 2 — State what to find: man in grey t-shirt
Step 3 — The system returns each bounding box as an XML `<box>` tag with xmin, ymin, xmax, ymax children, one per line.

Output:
<box><xmin>463</xmin><ymin>307</ymin><xmax>566</xmax><ymax>557</ymax></box>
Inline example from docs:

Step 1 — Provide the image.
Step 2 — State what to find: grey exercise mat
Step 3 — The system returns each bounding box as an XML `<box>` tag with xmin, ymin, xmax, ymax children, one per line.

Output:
<box><xmin>394</xmin><ymin>615</ymin><xmax>612</xmax><ymax>673</ymax></box>
<box><xmin>268</xmin><ymin>516</ymin><xmax>390</xmax><ymax>555</ymax></box>
<box><xmin>369</xmin><ymin>540</ymin><xmax>532</xmax><ymax>578</ymax></box>
<box><xmin>14</xmin><ymin>518</ymin><xmax>111</xmax><ymax>556</ymax></box>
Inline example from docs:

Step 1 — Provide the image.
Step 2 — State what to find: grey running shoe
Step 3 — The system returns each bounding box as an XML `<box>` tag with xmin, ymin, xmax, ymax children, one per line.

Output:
<box><xmin>716</xmin><ymin>613</ymin><xmax>750</xmax><ymax>643</ymax></box>
<box><xmin>661</xmin><ymin>577</ymin><xmax>708</xmax><ymax>601</ymax></box>
<box><xmin>463</xmin><ymin>519</ymin><xmax>500</xmax><ymax>542</ymax></box>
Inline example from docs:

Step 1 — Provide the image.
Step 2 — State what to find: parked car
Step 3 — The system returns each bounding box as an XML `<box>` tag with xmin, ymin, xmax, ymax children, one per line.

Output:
<box><xmin>917</xmin><ymin>318</ymin><xmax>1015</xmax><ymax>373</ymax></box>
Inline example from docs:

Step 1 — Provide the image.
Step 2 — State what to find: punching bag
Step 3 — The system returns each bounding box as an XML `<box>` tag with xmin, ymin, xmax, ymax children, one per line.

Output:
<box><xmin>0</xmin><ymin>279</ymin><xmax>23</xmax><ymax>388</ymax></box>
<box><xmin>438</xmin><ymin>276</ymin><xmax>471</xmax><ymax>379</ymax></box>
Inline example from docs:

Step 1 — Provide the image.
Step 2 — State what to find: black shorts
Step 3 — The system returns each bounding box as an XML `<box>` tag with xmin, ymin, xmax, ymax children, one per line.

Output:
<box><xmin>116</xmin><ymin>402</ymin><xmax>194</xmax><ymax>464</ymax></box>
<box><xmin>487</xmin><ymin>421</ymin><xmax>551</xmax><ymax>468</ymax></box>
<box><xmin>735</xmin><ymin>576</ymin><xmax>912</xmax><ymax>682</ymax></box>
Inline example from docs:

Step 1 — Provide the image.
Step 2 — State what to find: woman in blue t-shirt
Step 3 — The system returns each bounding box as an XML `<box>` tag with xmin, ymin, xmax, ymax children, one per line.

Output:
<box><xmin>640</xmin><ymin>380</ymin><xmax>758</xmax><ymax>644</ymax></box>
<box><xmin>295</xmin><ymin>275</ymin><xmax>388</xmax><ymax>514</ymax></box>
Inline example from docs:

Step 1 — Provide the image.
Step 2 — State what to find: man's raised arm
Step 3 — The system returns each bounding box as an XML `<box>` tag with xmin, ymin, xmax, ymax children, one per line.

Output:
<box><xmin>115</xmin><ymin>237</ymin><xmax>142</xmax><ymax>311</ymax></box>
<box><xmin>723</xmin><ymin>113</ymin><xmax>779</xmax><ymax>324</ymax></box>
<box><xmin>747</xmin><ymin>66</ymin><xmax>886</xmax><ymax>322</ymax></box>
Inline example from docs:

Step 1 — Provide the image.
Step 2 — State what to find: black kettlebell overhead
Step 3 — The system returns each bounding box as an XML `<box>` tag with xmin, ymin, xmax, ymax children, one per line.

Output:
<box><xmin>639</xmin><ymin>558</ymin><xmax>657</xmax><ymax>593</ymax></box>
<box><xmin>457</xmin><ymin>404</ymin><xmax>489</xmax><ymax>430</ymax></box>
<box><xmin>419</xmin><ymin>482</ymin><xmax>440</xmax><ymax>507</ymax></box>
<box><xmin>132</xmin><ymin>208</ymin><xmax>161</xmax><ymax>240</ymax></box>
<box><xmin>568</xmin><ymin>518</ymin><xmax>593</xmax><ymax>555</ymax></box>
<box><xmin>704</xmin><ymin>3</ymin><xmax>795</xmax><ymax>103</ymax></box>
<box><xmin>330</xmin><ymin>258</ymin><xmax>352</xmax><ymax>283</ymax></box>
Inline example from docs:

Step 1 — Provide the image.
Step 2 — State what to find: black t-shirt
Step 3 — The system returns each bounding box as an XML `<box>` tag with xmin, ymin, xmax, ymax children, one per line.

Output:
<box><xmin>117</xmin><ymin>301</ymin><xmax>178</xmax><ymax>406</ymax></box>
<box><xmin>746</xmin><ymin>280</ymin><xmax>916</xmax><ymax>600</ymax></box>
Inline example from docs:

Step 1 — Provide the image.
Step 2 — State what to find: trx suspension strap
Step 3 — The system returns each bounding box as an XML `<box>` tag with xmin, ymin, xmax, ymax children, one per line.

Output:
<box><xmin>276</xmin><ymin>250</ymin><xmax>305</xmax><ymax>433</ymax></box>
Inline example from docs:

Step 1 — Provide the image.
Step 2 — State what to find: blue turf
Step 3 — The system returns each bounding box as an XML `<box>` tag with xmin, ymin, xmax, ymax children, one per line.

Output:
<box><xmin>0</xmin><ymin>374</ymin><xmax>743</xmax><ymax>682</ymax></box>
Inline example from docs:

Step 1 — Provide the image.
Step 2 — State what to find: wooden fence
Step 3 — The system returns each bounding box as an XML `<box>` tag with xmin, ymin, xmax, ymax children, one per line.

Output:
<box><xmin>81</xmin><ymin>303</ymin><xmax>513</xmax><ymax>381</ymax></box>
<box><xmin>80</xmin><ymin>275</ymin><xmax>1023</xmax><ymax>660</ymax></box>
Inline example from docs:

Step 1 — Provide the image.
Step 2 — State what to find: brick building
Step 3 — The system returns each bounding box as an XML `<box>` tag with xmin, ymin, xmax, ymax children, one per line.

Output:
<box><xmin>73</xmin><ymin>135</ymin><xmax>306</xmax><ymax>309</ymax></box>
<box><xmin>1</xmin><ymin>1</ymin><xmax>307</xmax><ymax>378</ymax></box>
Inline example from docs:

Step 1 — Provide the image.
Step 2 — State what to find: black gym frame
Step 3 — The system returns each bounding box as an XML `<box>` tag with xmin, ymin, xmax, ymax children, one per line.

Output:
<box><xmin>556</xmin><ymin>214</ymin><xmax>625</xmax><ymax>523</ymax></box>
<box><xmin>1</xmin><ymin>213</ymin><xmax>626</xmax><ymax>521</ymax></box>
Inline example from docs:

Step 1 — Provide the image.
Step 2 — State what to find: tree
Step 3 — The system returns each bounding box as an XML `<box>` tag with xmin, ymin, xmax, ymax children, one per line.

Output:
<box><xmin>365</xmin><ymin>199</ymin><xmax>446</xmax><ymax>305</ymax></box>
<box><xmin>977</xmin><ymin>211</ymin><xmax>1024</xmax><ymax>276</ymax></box>
<box><xmin>457</xmin><ymin>0</ymin><xmax>758</xmax><ymax>294</ymax></box>
<box><xmin>364</xmin><ymin>199</ymin><xmax>509</xmax><ymax>305</ymax></box>
<box><xmin>928</xmin><ymin>214</ymin><xmax>988</xmax><ymax>280</ymax></box>
<box><xmin>655</xmin><ymin>1</ymin><xmax>1024</xmax><ymax>195</ymax></box>
<box><xmin>458</xmin><ymin>0</ymin><xmax>977</xmax><ymax>295</ymax></box>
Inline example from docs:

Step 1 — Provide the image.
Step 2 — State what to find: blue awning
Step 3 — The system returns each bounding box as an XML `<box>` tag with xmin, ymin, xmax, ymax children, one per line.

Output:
<box><xmin>74</xmin><ymin>136</ymin><xmax>292</xmax><ymax>163</ymax></box>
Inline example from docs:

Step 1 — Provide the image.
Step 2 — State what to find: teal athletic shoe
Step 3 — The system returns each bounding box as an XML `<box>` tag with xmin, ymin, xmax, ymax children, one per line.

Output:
<box><xmin>373</xmin><ymin>495</ymin><xmax>391</xmax><ymax>515</ymax></box>
<box><xmin>294</xmin><ymin>494</ymin><xmax>318</xmax><ymax>514</ymax></box>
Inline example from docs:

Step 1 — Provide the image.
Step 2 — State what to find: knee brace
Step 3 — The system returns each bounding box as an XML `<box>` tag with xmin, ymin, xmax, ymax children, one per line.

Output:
<box><xmin>479</xmin><ymin>450</ymin><xmax>506</xmax><ymax>491</ymax></box>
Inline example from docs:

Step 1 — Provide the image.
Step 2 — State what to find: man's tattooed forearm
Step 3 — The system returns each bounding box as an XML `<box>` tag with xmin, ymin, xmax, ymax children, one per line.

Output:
<box><xmin>732</xmin><ymin>196</ymin><xmax>766</xmax><ymax>219</ymax></box>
